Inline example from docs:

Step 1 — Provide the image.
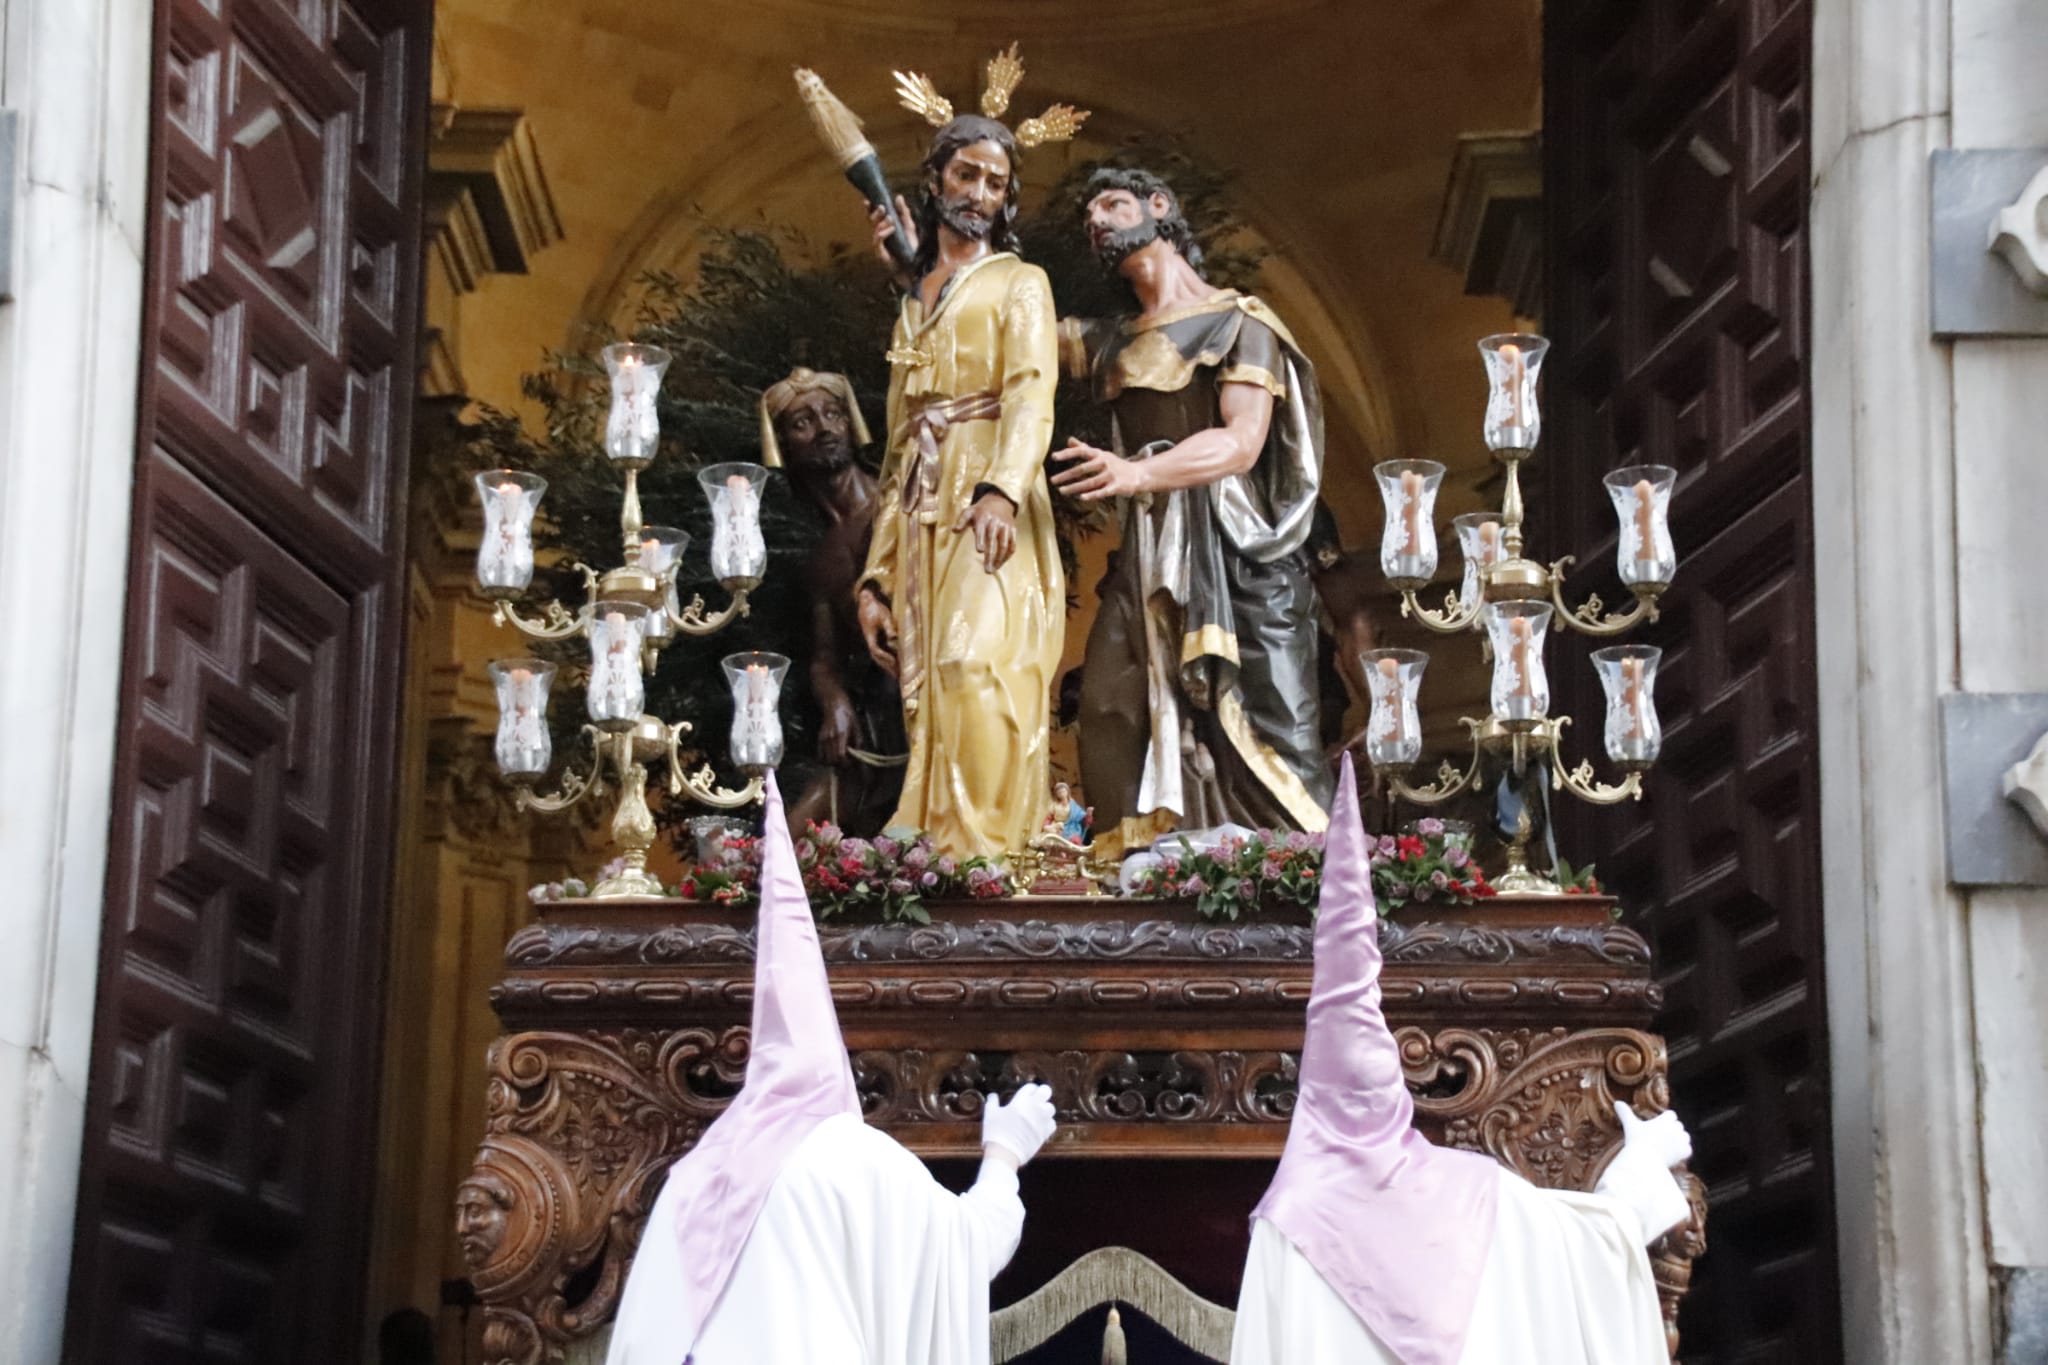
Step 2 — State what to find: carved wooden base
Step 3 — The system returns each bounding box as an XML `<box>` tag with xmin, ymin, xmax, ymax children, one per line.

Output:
<box><xmin>457</xmin><ymin>896</ymin><xmax>1702</xmax><ymax>1364</ymax></box>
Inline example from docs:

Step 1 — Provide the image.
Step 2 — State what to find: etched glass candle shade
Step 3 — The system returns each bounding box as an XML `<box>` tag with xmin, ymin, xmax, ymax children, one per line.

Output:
<box><xmin>1604</xmin><ymin>464</ymin><xmax>1678</xmax><ymax>588</ymax></box>
<box><xmin>489</xmin><ymin>658</ymin><xmax>556</xmax><ymax>782</ymax></box>
<box><xmin>1485</xmin><ymin>600</ymin><xmax>1553</xmax><ymax>726</ymax></box>
<box><xmin>1362</xmin><ymin>648</ymin><xmax>1428</xmax><ymax>768</ymax></box>
<box><xmin>700</xmin><ymin>462</ymin><xmax>770</xmax><ymax>590</ymax></box>
<box><xmin>586</xmin><ymin>602</ymin><xmax>651</xmax><ymax>731</ymax></box>
<box><xmin>635</xmin><ymin>525</ymin><xmax>690</xmax><ymax>641</ymax></box>
<box><xmin>1453</xmin><ymin>512</ymin><xmax>1506</xmax><ymax>615</ymax></box>
<box><xmin>602</xmin><ymin>342</ymin><xmax>671</xmax><ymax>465</ymax></box>
<box><xmin>724</xmin><ymin>651</ymin><xmax>791</xmax><ymax>773</ymax></box>
<box><xmin>1375</xmin><ymin>459</ymin><xmax>1445</xmax><ymax>587</ymax></box>
<box><xmin>1593</xmin><ymin>645</ymin><xmax>1663</xmax><ymax>768</ymax></box>
<box><xmin>474</xmin><ymin>470</ymin><xmax>546</xmax><ymax>598</ymax></box>
<box><xmin>1479</xmin><ymin>333</ymin><xmax>1549</xmax><ymax>452</ymax></box>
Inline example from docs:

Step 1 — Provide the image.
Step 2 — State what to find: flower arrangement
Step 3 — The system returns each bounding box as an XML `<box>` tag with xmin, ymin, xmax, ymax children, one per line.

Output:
<box><xmin>1133</xmin><ymin>819</ymin><xmax>1502</xmax><ymax>918</ymax></box>
<box><xmin>665</xmin><ymin>823</ymin><xmax>1013</xmax><ymax>924</ymax></box>
<box><xmin>1130</xmin><ymin>830</ymin><xmax>1326</xmax><ymax>920</ymax></box>
<box><xmin>1368</xmin><ymin>819</ymin><xmax>1495</xmax><ymax>909</ymax></box>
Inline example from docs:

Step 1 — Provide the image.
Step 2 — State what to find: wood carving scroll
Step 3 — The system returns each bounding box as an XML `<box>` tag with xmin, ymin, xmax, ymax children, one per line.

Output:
<box><xmin>460</xmin><ymin>1029</ymin><xmax>749</xmax><ymax>1365</ymax></box>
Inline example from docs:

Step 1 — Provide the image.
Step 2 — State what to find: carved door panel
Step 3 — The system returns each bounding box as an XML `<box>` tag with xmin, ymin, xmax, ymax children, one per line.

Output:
<box><xmin>1541</xmin><ymin>2</ymin><xmax>1839</xmax><ymax>1361</ymax></box>
<box><xmin>64</xmin><ymin>0</ymin><xmax>430</xmax><ymax>1360</ymax></box>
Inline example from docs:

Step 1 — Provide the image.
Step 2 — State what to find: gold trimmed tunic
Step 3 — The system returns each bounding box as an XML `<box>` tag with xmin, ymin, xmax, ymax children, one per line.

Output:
<box><xmin>860</xmin><ymin>253</ymin><xmax>1066</xmax><ymax>858</ymax></box>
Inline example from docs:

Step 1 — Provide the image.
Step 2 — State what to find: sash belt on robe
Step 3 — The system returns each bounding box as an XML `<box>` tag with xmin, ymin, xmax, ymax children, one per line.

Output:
<box><xmin>890</xmin><ymin>388</ymin><xmax>1003</xmax><ymax>713</ymax></box>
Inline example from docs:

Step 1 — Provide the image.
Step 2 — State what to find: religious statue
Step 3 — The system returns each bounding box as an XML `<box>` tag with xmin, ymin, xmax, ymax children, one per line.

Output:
<box><xmin>1044</xmin><ymin>780</ymin><xmax>1091</xmax><ymax>844</ymax></box>
<box><xmin>852</xmin><ymin>53</ymin><xmax>1082</xmax><ymax>858</ymax></box>
<box><xmin>758</xmin><ymin>368</ymin><xmax>907</xmax><ymax>835</ymax></box>
<box><xmin>1052</xmin><ymin>167</ymin><xmax>1333</xmax><ymax>860</ymax></box>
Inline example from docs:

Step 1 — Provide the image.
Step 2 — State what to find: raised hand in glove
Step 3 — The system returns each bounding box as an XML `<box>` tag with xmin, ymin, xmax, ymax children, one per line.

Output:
<box><xmin>1594</xmin><ymin>1101</ymin><xmax>1694</xmax><ymax>1243</ymax></box>
<box><xmin>1615</xmin><ymin>1100</ymin><xmax>1693</xmax><ymax>1168</ymax></box>
<box><xmin>981</xmin><ymin>1082</ymin><xmax>1057</xmax><ymax>1169</ymax></box>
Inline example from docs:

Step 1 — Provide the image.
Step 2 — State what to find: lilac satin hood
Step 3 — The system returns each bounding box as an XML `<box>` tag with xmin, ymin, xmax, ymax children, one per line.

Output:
<box><xmin>663</xmin><ymin>775</ymin><xmax>860</xmax><ymax>1352</ymax></box>
<box><xmin>1250</xmin><ymin>754</ymin><xmax>1500</xmax><ymax>1365</ymax></box>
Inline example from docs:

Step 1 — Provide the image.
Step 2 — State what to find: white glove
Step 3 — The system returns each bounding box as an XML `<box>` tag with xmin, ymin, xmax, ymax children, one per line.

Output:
<box><xmin>981</xmin><ymin>1083</ymin><xmax>1057</xmax><ymax>1167</ymax></box>
<box><xmin>1616</xmin><ymin>1100</ymin><xmax>1693</xmax><ymax>1168</ymax></box>
<box><xmin>1595</xmin><ymin>1101</ymin><xmax>1693</xmax><ymax>1244</ymax></box>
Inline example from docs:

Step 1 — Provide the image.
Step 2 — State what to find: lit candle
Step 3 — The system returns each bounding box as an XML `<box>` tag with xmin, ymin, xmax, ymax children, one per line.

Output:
<box><xmin>1400</xmin><ymin>470</ymin><xmax>1423</xmax><ymax>555</ymax></box>
<box><xmin>1509</xmin><ymin>615</ymin><xmax>1535</xmax><ymax>701</ymax></box>
<box><xmin>478</xmin><ymin>480</ymin><xmax>534</xmax><ymax>592</ymax></box>
<box><xmin>1620</xmin><ymin>655</ymin><xmax>1647</xmax><ymax>741</ymax></box>
<box><xmin>1377</xmin><ymin>655</ymin><xmax>1406</xmax><ymax>745</ymax></box>
<box><xmin>1632</xmin><ymin>479</ymin><xmax>1658</xmax><ymax>576</ymax></box>
<box><xmin>1500</xmin><ymin>342</ymin><xmax>1527</xmax><ymax>432</ymax></box>
<box><xmin>710</xmin><ymin>471</ymin><xmax>767</xmax><ymax>584</ymax></box>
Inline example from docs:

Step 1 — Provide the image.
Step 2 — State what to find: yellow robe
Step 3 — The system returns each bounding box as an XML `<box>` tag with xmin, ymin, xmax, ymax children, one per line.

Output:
<box><xmin>860</xmin><ymin>252</ymin><xmax>1065</xmax><ymax>858</ymax></box>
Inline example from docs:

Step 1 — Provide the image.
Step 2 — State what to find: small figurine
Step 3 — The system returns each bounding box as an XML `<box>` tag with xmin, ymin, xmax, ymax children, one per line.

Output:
<box><xmin>1043</xmin><ymin>780</ymin><xmax>1092</xmax><ymax>845</ymax></box>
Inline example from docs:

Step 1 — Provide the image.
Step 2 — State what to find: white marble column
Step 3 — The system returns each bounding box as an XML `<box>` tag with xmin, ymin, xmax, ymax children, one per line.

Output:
<box><xmin>1814</xmin><ymin>0</ymin><xmax>2048</xmax><ymax>1360</ymax></box>
<box><xmin>1810</xmin><ymin>1</ymin><xmax>1990</xmax><ymax>1361</ymax></box>
<box><xmin>1951</xmin><ymin>0</ymin><xmax>2048</xmax><ymax>1347</ymax></box>
<box><xmin>0</xmin><ymin>0</ymin><xmax>152</xmax><ymax>1360</ymax></box>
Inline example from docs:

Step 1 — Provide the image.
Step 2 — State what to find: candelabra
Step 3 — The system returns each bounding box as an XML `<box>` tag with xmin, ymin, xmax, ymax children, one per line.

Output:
<box><xmin>474</xmin><ymin>342</ymin><xmax>784</xmax><ymax>899</ymax></box>
<box><xmin>1362</xmin><ymin>334</ymin><xmax>1677</xmax><ymax>893</ymax></box>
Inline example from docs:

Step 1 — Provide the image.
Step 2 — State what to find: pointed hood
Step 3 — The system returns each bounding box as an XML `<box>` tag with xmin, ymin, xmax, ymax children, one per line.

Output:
<box><xmin>1251</xmin><ymin>755</ymin><xmax>1499</xmax><ymax>1365</ymax></box>
<box><xmin>664</xmin><ymin>774</ymin><xmax>860</xmax><ymax>1351</ymax></box>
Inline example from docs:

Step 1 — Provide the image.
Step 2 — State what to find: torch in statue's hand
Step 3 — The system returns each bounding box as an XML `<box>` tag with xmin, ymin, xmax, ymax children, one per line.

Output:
<box><xmin>795</xmin><ymin>67</ymin><xmax>918</xmax><ymax>277</ymax></box>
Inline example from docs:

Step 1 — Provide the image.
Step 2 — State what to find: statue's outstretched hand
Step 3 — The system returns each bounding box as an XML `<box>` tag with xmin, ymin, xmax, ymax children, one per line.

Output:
<box><xmin>1052</xmin><ymin>437</ymin><xmax>1146</xmax><ymax>502</ymax></box>
<box><xmin>982</xmin><ymin>1082</ymin><xmax>1057</xmax><ymax>1168</ymax></box>
<box><xmin>856</xmin><ymin>586</ymin><xmax>899</xmax><ymax>678</ymax></box>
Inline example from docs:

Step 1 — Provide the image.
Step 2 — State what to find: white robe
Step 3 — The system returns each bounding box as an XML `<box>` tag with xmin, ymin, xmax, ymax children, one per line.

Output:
<box><xmin>1231</xmin><ymin>1165</ymin><xmax>1671</xmax><ymax>1365</ymax></box>
<box><xmin>607</xmin><ymin>1113</ymin><xmax>1025</xmax><ymax>1365</ymax></box>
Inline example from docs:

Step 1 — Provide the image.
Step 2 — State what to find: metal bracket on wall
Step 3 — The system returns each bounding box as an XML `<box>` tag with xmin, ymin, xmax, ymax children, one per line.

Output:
<box><xmin>1931</xmin><ymin>149</ymin><xmax>2048</xmax><ymax>337</ymax></box>
<box><xmin>0</xmin><ymin>109</ymin><xmax>16</xmax><ymax>303</ymax></box>
<box><xmin>1940</xmin><ymin>692</ymin><xmax>2048</xmax><ymax>886</ymax></box>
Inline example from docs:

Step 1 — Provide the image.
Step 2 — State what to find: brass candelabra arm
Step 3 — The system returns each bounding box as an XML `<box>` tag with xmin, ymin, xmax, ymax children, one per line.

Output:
<box><xmin>493</xmin><ymin>562</ymin><xmax>601</xmax><ymax>641</ymax></box>
<box><xmin>1545</xmin><ymin>716</ymin><xmax>1645</xmax><ymax>804</ymax></box>
<box><xmin>514</xmin><ymin>725</ymin><xmax>610</xmax><ymax>814</ymax></box>
<box><xmin>1546</xmin><ymin>556</ymin><xmax>1660</xmax><ymax>637</ymax></box>
<box><xmin>673</xmin><ymin>759</ymin><xmax>766</xmax><ymax>810</ymax></box>
<box><xmin>1400</xmin><ymin>586</ymin><xmax>1484</xmax><ymax>634</ymax></box>
<box><xmin>1386</xmin><ymin>718</ymin><xmax>1487</xmax><ymax>805</ymax></box>
<box><xmin>670</xmin><ymin>587</ymin><xmax>752</xmax><ymax>637</ymax></box>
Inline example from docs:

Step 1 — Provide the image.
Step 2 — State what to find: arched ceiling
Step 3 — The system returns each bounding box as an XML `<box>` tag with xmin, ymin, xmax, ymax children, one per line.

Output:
<box><xmin>436</xmin><ymin>0</ymin><xmax>1542</xmax><ymax>543</ymax></box>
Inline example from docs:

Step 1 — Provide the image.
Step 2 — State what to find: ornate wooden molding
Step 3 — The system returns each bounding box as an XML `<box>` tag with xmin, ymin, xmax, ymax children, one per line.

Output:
<box><xmin>461</xmin><ymin>1023</ymin><xmax>1700</xmax><ymax>1362</ymax></box>
<box><xmin>458</xmin><ymin>899</ymin><xmax>1700</xmax><ymax>1364</ymax></box>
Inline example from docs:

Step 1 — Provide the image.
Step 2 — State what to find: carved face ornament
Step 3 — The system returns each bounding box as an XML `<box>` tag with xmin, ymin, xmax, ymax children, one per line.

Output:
<box><xmin>455</xmin><ymin>1172</ymin><xmax>515</xmax><ymax>1270</ymax></box>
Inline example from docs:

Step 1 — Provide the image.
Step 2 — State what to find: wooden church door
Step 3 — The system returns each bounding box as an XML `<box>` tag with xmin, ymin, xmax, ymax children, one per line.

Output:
<box><xmin>63</xmin><ymin>0</ymin><xmax>432</xmax><ymax>1358</ymax></box>
<box><xmin>1541</xmin><ymin>2</ymin><xmax>1842</xmax><ymax>1360</ymax></box>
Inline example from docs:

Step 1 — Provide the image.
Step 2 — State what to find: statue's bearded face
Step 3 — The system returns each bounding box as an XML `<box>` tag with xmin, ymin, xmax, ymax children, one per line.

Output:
<box><xmin>1086</xmin><ymin>187</ymin><xmax>1170</xmax><ymax>266</ymax></box>
<box><xmin>935</xmin><ymin>139</ymin><xmax>1012</xmax><ymax>242</ymax></box>
<box><xmin>775</xmin><ymin>389</ymin><xmax>855</xmax><ymax>476</ymax></box>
